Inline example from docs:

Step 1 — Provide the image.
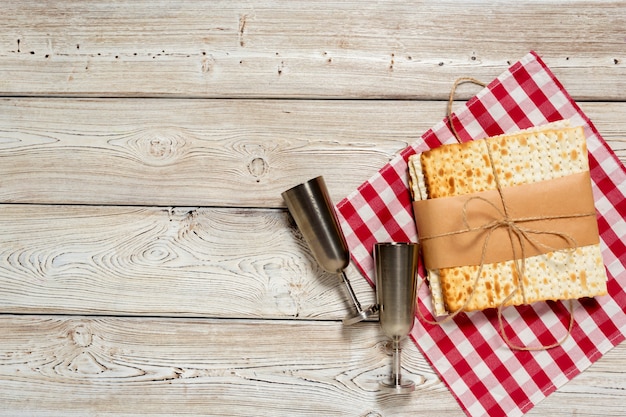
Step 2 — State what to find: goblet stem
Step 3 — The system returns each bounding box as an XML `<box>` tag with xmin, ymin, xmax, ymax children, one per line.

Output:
<box><xmin>381</xmin><ymin>338</ymin><xmax>414</xmax><ymax>392</ymax></box>
<box><xmin>391</xmin><ymin>339</ymin><xmax>402</xmax><ymax>385</ymax></box>
<box><xmin>339</xmin><ymin>270</ymin><xmax>362</xmax><ymax>311</ymax></box>
<box><xmin>341</xmin><ymin>271</ymin><xmax>379</xmax><ymax>325</ymax></box>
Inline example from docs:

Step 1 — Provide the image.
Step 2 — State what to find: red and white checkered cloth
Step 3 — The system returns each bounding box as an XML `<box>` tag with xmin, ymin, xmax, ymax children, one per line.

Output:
<box><xmin>336</xmin><ymin>51</ymin><xmax>626</xmax><ymax>417</ymax></box>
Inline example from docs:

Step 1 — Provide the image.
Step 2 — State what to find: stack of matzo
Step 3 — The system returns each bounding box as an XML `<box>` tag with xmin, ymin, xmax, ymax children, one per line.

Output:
<box><xmin>408</xmin><ymin>121</ymin><xmax>608</xmax><ymax>316</ymax></box>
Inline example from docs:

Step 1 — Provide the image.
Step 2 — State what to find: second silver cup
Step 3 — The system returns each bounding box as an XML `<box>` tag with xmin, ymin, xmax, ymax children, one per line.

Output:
<box><xmin>374</xmin><ymin>242</ymin><xmax>419</xmax><ymax>393</ymax></box>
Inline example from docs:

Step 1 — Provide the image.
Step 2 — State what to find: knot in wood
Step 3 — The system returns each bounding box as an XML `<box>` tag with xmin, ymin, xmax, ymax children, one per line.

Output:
<box><xmin>248</xmin><ymin>157</ymin><xmax>268</xmax><ymax>180</ymax></box>
<box><xmin>113</xmin><ymin>127</ymin><xmax>189</xmax><ymax>167</ymax></box>
<box><xmin>72</xmin><ymin>324</ymin><xmax>93</xmax><ymax>348</ymax></box>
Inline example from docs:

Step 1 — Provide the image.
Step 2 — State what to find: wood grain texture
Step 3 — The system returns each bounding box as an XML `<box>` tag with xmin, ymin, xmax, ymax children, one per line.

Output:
<box><xmin>0</xmin><ymin>316</ymin><xmax>456</xmax><ymax>417</ymax></box>
<box><xmin>0</xmin><ymin>315</ymin><xmax>623</xmax><ymax>417</ymax></box>
<box><xmin>0</xmin><ymin>1</ymin><xmax>624</xmax><ymax>99</ymax></box>
<box><xmin>0</xmin><ymin>99</ymin><xmax>623</xmax><ymax>207</ymax></box>
<box><xmin>0</xmin><ymin>204</ymin><xmax>376</xmax><ymax>319</ymax></box>
<box><xmin>0</xmin><ymin>98</ymin><xmax>427</xmax><ymax>206</ymax></box>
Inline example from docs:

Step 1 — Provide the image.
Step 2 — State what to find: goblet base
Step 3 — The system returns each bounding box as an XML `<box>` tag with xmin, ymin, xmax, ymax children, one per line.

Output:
<box><xmin>342</xmin><ymin>304</ymin><xmax>379</xmax><ymax>325</ymax></box>
<box><xmin>379</xmin><ymin>377</ymin><xmax>415</xmax><ymax>393</ymax></box>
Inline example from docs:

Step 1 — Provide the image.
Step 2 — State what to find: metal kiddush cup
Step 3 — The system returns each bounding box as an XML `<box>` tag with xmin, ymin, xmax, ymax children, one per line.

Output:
<box><xmin>282</xmin><ymin>176</ymin><xmax>378</xmax><ymax>324</ymax></box>
<box><xmin>374</xmin><ymin>242</ymin><xmax>419</xmax><ymax>393</ymax></box>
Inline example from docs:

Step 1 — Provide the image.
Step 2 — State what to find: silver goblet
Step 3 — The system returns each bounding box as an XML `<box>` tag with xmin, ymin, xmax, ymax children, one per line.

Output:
<box><xmin>374</xmin><ymin>242</ymin><xmax>419</xmax><ymax>392</ymax></box>
<box><xmin>282</xmin><ymin>176</ymin><xmax>378</xmax><ymax>325</ymax></box>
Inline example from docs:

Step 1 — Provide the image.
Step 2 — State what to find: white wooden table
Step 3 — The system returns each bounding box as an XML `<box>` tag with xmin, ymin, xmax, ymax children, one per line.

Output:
<box><xmin>0</xmin><ymin>2</ymin><xmax>624</xmax><ymax>416</ymax></box>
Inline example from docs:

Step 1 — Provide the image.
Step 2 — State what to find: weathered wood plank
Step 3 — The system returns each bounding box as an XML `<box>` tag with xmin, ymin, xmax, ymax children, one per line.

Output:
<box><xmin>0</xmin><ymin>315</ymin><xmax>623</xmax><ymax>416</ymax></box>
<box><xmin>0</xmin><ymin>316</ymin><xmax>458</xmax><ymax>417</ymax></box>
<box><xmin>0</xmin><ymin>98</ymin><xmax>427</xmax><ymax>206</ymax></box>
<box><xmin>0</xmin><ymin>99</ymin><xmax>623</xmax><ymax>207</ymax></box>
<box><xmin>0</xmin><ymin>204</ymin><xmax>375</xmax><ymax>319</ymax></box>
<box><xmin>1</xmin><ymin>1</ymin><xmax>624</xmax><ymax>99</ymax></box>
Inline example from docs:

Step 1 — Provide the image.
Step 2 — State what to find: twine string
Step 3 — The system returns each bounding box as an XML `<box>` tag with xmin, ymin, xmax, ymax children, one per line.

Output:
<box><xmin>447</xmin><ymin>77</ymin><xmax>487</xmax><ymax>143</ymax></box>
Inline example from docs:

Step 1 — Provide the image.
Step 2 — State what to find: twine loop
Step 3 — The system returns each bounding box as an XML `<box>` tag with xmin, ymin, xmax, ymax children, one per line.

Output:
<box><xmin>447</xmin><ymin>77</ymin><xmax>487</xmax><ymax>143</ymax></box>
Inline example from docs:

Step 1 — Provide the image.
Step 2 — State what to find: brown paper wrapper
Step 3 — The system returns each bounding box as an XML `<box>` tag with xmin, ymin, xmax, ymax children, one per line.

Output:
<box><xmin>413</xmin><ymin>171</ymin><xmax>599</xmax><ymax>270</ymax></box>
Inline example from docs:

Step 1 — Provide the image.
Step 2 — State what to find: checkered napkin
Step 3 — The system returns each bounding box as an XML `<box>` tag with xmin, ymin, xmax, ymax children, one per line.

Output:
<box><xmin>336</xmin><ymin>51</ymin><xmax>626</xmax><ymax>417</ymax></box>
